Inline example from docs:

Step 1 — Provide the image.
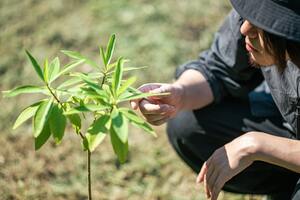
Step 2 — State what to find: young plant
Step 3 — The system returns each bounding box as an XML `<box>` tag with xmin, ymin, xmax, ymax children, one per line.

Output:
<box><xmin>3</xmin><ymin>34</ymin><xmax>166</xmax><ymax>200</ymax></box>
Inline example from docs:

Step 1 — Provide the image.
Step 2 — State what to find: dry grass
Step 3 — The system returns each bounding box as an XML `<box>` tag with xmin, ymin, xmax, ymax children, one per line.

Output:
<box><xmin>0</xmin><ymin>125</ymin><xmax>264</xmax><ymax>199</ymax></box>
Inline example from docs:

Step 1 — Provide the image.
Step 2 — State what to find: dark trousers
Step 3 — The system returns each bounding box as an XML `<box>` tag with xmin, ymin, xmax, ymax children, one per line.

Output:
<box><xmin>166</xmin><ymin>98</ymin><xmax>300</xmax><ymax>199</ymax></box>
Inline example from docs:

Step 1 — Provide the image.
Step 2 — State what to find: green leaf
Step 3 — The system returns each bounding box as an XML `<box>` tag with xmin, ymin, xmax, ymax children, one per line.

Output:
<box><xmin>102</xmin><ymin>83</ymin><xmax>113</xmax><ymax>98</ymax></box>
<box><xmin>110</xmin><ymin>127</ymin><xmax>128</xmax><ymax>164</ymax></box>
<box><xmin>78</xmin><ymin>74</ymin><xmax>103</xmax><ymax>93</ymax></box>
<box><xmin>61</xmin><ymin>50</ymin><xmax>98</xmax><ymax>69</ymax></box>
<box><xmin>56</xmin><ymin>85</ymin><xmax>84</xmax><ymax>96</ymax></box>
<box><xmin>107</xmin><ymin>60</ymin><xmax>117</xmax><ymax>71</ymax></box>
<box><xmin>105</xmin><ymin>34</ymin><xmax>116</xmax><ymax>66</ymax></box>
<box><xmin>133</xmin><ymin>121</ymin><xmax>157</xmax><ymax>137</ymax></box>
<box><xmin>57</xmin><ymin>77</ymin><xmax>82</xmax><ymax>89</ymax></box>
<box><xmin>85</xmin><ymin>115</ymin><xmax>110</xmax><ymax>152</ymax></box>
<box><xmin>48</xmin><ymin>57</ymin><xmax>60</xmax><ymax>83</ymax></box>
<box><xmin>3</xmin><ymin>85</ymin><xmax>48</xmax><ymax>97</ymax></box>
<box><xmin>106</xmin><ymin>65</ymin><xmax>145</xmax><ymax>75</ymax></box>
<box><xmin>13</xmin><ymin>101</ymin><xmax>43</xmax><ymax>129</ymax></box>
<box><xmin>100</xmin><ymin>46</ymin><xmax>107</xmax><ymax>67</ymax></box>
<box><xmin>119</xmin><ymin>108</ymin><xmax>144</xmax><ymax>124</ymax></box>
<box><xmin>112</xmin><ymin>57</ymin><xmax>124</xmax><ymax>97</ymax></box>
<box><xmin>119</xmin><ymin>107</ymin><xmax>157</xmax><ymax>137</ymax></box>
<box><xmin>82</xmin><ymin>137</ymin><xmax>89</xmax><ymax>151</ymax></box>
<box><xmin>123</xmin><ymin>66</ymin><xmax>147</xmax><ymax>71</ymax></box>
<box><xmin>84</xmin><ymin>72</ymin><xmax>104</xmax><ymax>79</ymax></box>
<box><xmin>25</xmin><ymin>50</ymin><xmax>44</xmax><ymax>81</ymax></box>
<box><xmin>34</xmin><ymin>99</ymin><xmax>54</xmax><ymax>137</ymax></box>
<box><xmin>117</xmin><ymin>77</ymin><xmax>136</xmax><ymax>97</ymax></box>
<box><xmin>52</xmin><ymin>60</ymin><xmax>84</xmax><ymax>82</ymax></box>
<box><xmin>111</xmin><ymin>108</ymin><xmax>128</xmax><ymax>143</ymax></box>
<box><xmin>35</xmin><ymin>122</ymin><xmax>51</xmax><ymax>150</ymax></box>
<box><xmin>64</xmin><ymin>104</ymin><xmax>110</xmax><ymax>115</ymax></box>
<box><xmin>68</xmin><ymin>114</ymin><xmax>81</xmax><ymax>129</ymax></box>
<box><xmin>80</xmin><ymin>87</ymin><xmax>109</xmax><ymax>101</ymax></box>
<box><xmin>49</xmin><ymin>104</ymin><xmax>66</xmax><ymax>144</ymax></box>
<box><xmin>117</xmin><ymin>92</ymin><xmax>170</xmax><ymax>103</ymax></box>
<box><xmin>43</xmin><ymin>58</ymin><xmax>49</xmax><ymax>83</ymax></box>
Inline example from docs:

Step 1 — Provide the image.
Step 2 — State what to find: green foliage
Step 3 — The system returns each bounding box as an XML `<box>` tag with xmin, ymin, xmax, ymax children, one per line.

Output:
<box><xmin>49</xmin><ymin>104</ymin><xmax>66</xmax><ymax>144</ymax></box>
<box><xmin>3</xmin><ymin>34</ymin><xmax>164</xmax><ymax>163</ymax></box>
<box><xmin>101</xmin><ymin>34</ymin><xmax>116</xmax><ymax>67</ymax></box>
<box><xmin>33</xmin><ymin>99</ymin><xmax>54</xmax><ymax>138</ymax></box>
<box><xmin>48</xmin><ymin>57</ymin><xmax>60</xmax><ymax>83</ymax></box>
<box><xmin>35</xmin><ymin>123</ymin><xmax>51</xmax><ymax>150</ymax></box>
<box><xmin>3</xmin><ymin>85</ymin><xmax>48</xmax><ymax>97</ymax></box>
<box><xmin>12</xmin><ymin>101</ymin><xmax>43</xmax><ymax>129</ymax></box>
<box><xmin>110</xmin><ymin>127</ymin><xmax>128</xmax><ymax>164</ymax></box>
<box><xmin>25</xmin><ymin>50</ymin><xmax>44</xmax><ymax>81</ymax></box>
<box><xmin>111</xmin><ymin>107</ymin><xmax>128</xmax><ymax>144</ymax></box>
<box><xmin>84</xmin><ymin>115</ymin><xmax>110</xmax><ymax>152</ymax></box>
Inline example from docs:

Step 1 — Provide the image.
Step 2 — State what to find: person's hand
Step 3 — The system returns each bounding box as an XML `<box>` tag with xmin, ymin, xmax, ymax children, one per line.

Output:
<box><xmin>130</xmin><ymin>83</ymin><xmax>185</xmax><ymax>126</ymax></box>
<box><xmin>196</xmin><ymin>133</ymin><xmax>258</xmax><ymax>200</ymax></box>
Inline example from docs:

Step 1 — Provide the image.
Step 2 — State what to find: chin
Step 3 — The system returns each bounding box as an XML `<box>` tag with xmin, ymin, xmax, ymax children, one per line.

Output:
<box><xmin>249</xmin><ymin>55</ymin><xmax>262</xmax><ymax>68</ymax></box>
<box><xmin>248</xmin><ymin>53</ymin><xmax>273</xmax><ymax>68</ymax></box>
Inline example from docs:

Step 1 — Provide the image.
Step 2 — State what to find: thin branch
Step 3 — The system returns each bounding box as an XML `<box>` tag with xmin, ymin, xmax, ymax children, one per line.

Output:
<box><xmin>88</xmin><ymin>150</ymin><xmax>92</xmax><ymax>200</ymax></box>
<box><xmin>46</xmin><ymin>84</ymin><xmax>62</xmax><ymax>105</ymax></box>
<box><xmin>45</xmin><ymin>84</ymin><xmax>94</xmax><ymax>199</ymax></box>
<box><xmin>100</xmin><ymin>72</ymin><xmax>106</xmax><ymax>88</ymax></box>
<box><xmin>78</xmin><ymin>131</ymin><xmax>85</xmax><ymax>140</ymax></box>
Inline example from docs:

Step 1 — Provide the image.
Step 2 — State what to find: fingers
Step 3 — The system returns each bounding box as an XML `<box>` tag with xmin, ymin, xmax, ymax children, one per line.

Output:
<box><xmin>143</xmin><ymin>113</ymin><xmax>168</xmax><ymax>122</ymax></box>
<box><xmin>139</xmin><ymin>99</ymin><xmax>174</xmax><ymax>125</ymax></box>
<box><xmin>205</xmin><ymin>157</ymin><xmax>217</xmax><ymax>192</ymax></box>
<box><xmin>197</xmin><ymin>159</ymin><xmax>223</xmax><ymax>200</ymax></box>
<box><xmin>148</xmin><ymin>84</ymin><xmax>172</xmax><ymax>100</ymax></box>
<box><xmin>206</xmin><ymin>165</ymin><xmax>220</xmax><ymax>200</ymax></box>
<box><xmin>129</xmin><ymin>83</ymin><xmax>175</xmax><ymax>125</ymax></box>
<box><xmin>204</xmin><ymin>174</ymin><xmax>211</xmax><ymax>199</ymax></box>
<box><xmin>196</xmin><ymin>162</ymin><xmax>211</xmax><ymax>198</ymax></box>
<box><xmin>130</xmin><ymin>100</ymin><xmax>139</xmax><ymax>110</ymax></box>
<box><xmin>196</xmin><ymin>162</ymin><xmax>207</xmax><ymax>183</ymax></box>
<box><xmin>139</xmin><ymin>99</ymin><xmax>175</xmax><ymax>114</ymax></box>
<box><xmin>211</xmin><ymin>189</ymin><xmax>221</xmax><ymax>200</ymax></box>
<box><xmin>130</xmin><ymin>83</ymin><xmax>163</xmax><ymax>110</ymax></box>
<box><xmin>143</xmin><ymin>110</ymin><xmax>176</xmax><ymax>126</ymax></box>
<box><xmin>150</xmin><ymin>116</ymin><xmax>170</xmax><ymax>126</ymax></box>
<box><xmin>210</xmin><ymin>177</ymin><xmax>223</xmax><ymax>200</ymax></box>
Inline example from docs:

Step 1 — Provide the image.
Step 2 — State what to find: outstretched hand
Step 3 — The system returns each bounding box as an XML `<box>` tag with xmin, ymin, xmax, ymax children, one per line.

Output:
<box><xmin>130</xmin><ymin>83</ymin><xmax>185</xmax><ymax>126</ymax></box>
<box><xmin>196</xmin><ymin>134</ymin><xmax>256</xmax><ymax>200</ymax></box>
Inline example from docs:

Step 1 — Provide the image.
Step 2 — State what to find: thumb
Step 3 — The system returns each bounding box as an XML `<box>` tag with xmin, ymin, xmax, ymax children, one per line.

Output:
<box><xmin>196</xmin><ymin>162</ymin><xmax>208</xmax><ymax>184</ymax></box>
<box><xmin>148</xmin><ymin>84</ymin><xmax>171</xmax><ymax>100</ymax></box>
<box><xmin>149</xmin><ymin>84</ymin><xmax>169</xmax><ymax>93</ymax></box>
<box><xmin>130</xmin><ymin>83</ymin><xmax>163</xmax><ymax>109</ymax></box>
<box><xmin>130</xmin><ymin>100</ymin><xmax>139</xmax><ymax>110</ymax></box>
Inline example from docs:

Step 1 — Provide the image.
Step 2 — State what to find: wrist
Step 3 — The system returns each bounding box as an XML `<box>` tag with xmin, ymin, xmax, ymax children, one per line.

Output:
<box><xmin>239</xmin><ymin>132</ymin><xmax>262</xmax><ymax>161</ymax></box>
<box><xmin>172</xmin><ymin>82</ymin><xmax>186</xmax><ymax>111</ymax></box>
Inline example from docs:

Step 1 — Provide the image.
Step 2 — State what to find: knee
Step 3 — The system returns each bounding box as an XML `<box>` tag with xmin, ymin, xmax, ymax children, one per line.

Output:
<box><xmin>166</xmin><ymin>111</ymin><xmax>200</xmax><ymax>141</ymax></box>
<box><xmin>166</xmin><ymin>110</ymin><xmax>207</xmax><ymax>148</ymax></box>
<box><xmin>166</xmin><ymin>111</ymin><xmax>208</xmax><ymax>172</ymax></box>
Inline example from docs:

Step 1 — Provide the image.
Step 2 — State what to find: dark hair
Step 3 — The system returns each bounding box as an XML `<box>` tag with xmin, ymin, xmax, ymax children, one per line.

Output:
<box><xmin>263</xmin><ymin>31</ymin><xmax>300</xmax><ymax>72</ymax></box>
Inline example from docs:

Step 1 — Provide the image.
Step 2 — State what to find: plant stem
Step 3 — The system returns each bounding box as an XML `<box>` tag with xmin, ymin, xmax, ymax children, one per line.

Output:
<box><xmin>88</xmin><ymin>150</ymin><xmax>92</xmax><ymax>200</ymax></box>
<box><xmin>100</xmin><ymin>73</ymin><xmax>106</xmax><ymax>88</ymax></box>
<box><xmin>78</xmin><ymin>130</ymin><xmax>92</xmax><ymax>200</ymax></box>
<box><xmin>47</xmin><ymin>85</ymin><xmax>93</xmax><ymax>199</ymax></box>
<box><xmin>46</xmin><ymin>84</ymin><xmax>61</xmax><ymax>105</ymax></box>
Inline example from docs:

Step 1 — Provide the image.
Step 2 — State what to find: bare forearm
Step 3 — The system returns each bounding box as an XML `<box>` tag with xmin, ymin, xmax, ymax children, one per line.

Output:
<box><xmin>173</xmin><ymin>69</ymin><xmax>214</xmax><ymax>111</ymax></box>
<box><xmin>249</xmin><ymin>132</ymin><xmax>300</xmax><ymax>173</ymax></box>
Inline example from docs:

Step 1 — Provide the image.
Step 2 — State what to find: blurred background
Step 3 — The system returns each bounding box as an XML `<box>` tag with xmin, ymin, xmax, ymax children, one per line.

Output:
<box><xmin>0</xmin><ymin>0</ymin><xmax>264</xmax><ymax>199</ymax></box>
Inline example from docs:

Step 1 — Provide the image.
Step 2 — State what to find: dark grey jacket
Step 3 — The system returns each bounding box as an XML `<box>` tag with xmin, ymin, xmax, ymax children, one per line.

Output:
<box><xmin>176</xmin><ymin>9</ymin><xmax>300</xmax><ymax>139</ymax></box>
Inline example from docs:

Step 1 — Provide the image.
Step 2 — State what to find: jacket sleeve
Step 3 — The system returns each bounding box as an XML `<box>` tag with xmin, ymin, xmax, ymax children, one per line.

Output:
<box><xmin>175</xmin><ymin>9</ymin><xmax>264</xmax><ymax>103</ymax></box>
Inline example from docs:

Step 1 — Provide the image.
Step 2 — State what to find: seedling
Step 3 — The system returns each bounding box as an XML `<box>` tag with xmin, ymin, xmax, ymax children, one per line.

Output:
<box><xmin>3</xmin><ymin>34</ymin><xmax>167</xmax><ymax>199</ymax></box>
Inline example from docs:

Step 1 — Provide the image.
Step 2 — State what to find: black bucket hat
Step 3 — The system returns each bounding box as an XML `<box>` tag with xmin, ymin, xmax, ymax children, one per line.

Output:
<box><xmin>230</xmin><ymin>0</ymin><xmax>300</xmax><ymax>42</ymax></box>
